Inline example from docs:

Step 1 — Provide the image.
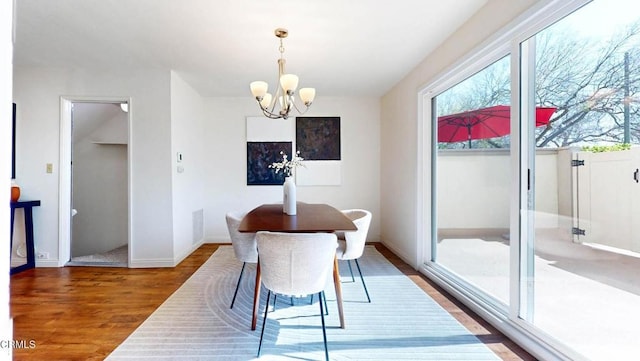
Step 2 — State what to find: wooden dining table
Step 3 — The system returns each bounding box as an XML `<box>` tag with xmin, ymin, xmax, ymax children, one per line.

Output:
<box><xmin>239</xmin><ymin>202</ymin><xmax>357</xmax><ymax>331</ymax></box>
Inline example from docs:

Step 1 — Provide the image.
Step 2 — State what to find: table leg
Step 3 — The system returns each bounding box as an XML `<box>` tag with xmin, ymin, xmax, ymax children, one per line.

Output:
<box><xmin>24</xmin><ymin>207</ymin><xmax>36</xmax><ymax>270</ymax></box>
<box><xmin>333</xmin><ymin>256</ymin><xmax>345</xmax><ymax>329</ymax></box>
<box><xmin>251</xmin><ymin>260</ymin><xmax>261</xmax><ymax>331</ymax></box>
<box><xmin>10</xmin><ymin>208</ymin><xmax>15</xmax><ymax>260</ymax></box>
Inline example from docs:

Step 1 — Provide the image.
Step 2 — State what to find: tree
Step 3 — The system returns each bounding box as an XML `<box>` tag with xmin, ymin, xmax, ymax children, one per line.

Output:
<box><xmin>435</xmin><ymin>19</ymin><xmax>640</xmax><ymax>149</ymax></box>
<box><xmin>536</xmin><ymin>20</ymin><xmax>640</xmax><ymax>147</ymax></box>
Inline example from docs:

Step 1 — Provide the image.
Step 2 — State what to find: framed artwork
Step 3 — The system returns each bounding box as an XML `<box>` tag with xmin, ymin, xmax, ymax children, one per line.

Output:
<box><xmin>296</xmin><ymin>116</ymin><xmax>341</xmax><ymax>160</ymax></box>
<box><xmin>246</xmin><ymin>141</ymin><xmax>292</xmax><ymax>185</ymax></box>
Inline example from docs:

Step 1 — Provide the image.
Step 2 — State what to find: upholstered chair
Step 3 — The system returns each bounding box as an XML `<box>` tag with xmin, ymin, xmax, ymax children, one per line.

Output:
<box><xmin>225</xmin><ymin>211</ymin><xmax>258</xmax><ymax>309</ymax></box>
<box><xmin>256</xmin><ymin>231</ymin><xmax>338</xmax><ymax>361</ymax></box>
<box><xmin>335</xmin><ymin>209</ymin><xmax>372</xmax><ymax>302</ymax></box>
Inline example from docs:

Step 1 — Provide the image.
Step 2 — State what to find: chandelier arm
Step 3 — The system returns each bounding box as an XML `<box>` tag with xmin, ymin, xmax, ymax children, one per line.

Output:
<box><xmin>256</xmin><ymin>96</ymin><xmax>291</xmax><ymax>119</ymax></box>
<box><xmin>283</xmin><ymin>93</ymin><xmax>294</xmax><ymax>116</ymax></box>
<box><xmin>259</xmin><ymin>104</ymin><xmax>286</xmax><ymax>119</ymax></box>
<box><xmin>290</xmin><ymin>99</ymin><xmax>310</xmax><ymax>115</ymax></box>
<box><xmin>252</xmin><ymin>96</ymin><xmax>282</xmax><ymax>119</ymax></box>
<box><xmin>267</xmin><ymin>91</ymin><xmax>280</xmax><ymax>114</ymax></box>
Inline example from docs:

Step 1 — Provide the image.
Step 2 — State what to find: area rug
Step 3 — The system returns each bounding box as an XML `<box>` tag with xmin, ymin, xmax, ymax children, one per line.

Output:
<box><xmin>106</xmin><ymin>246</ymin><xmax>499</xmax><ymax>360</ymax></box>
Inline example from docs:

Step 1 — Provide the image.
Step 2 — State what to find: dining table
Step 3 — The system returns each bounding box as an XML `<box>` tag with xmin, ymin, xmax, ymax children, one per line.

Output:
<box><xmin>238</xmin><ymin>202</ymin><xmax>357</xmax><ymax>331</ymax></box>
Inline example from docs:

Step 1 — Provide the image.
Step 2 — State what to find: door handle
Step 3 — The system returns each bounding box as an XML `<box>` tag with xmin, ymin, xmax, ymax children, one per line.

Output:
<box><xmin>635</xmin><ymin>168</ymin><xmax>639</xmax><ymax>183</ymax></box>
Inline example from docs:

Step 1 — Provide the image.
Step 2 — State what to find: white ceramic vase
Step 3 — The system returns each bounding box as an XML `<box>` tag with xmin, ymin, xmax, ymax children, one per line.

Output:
<box><xmin>283</xmin><ymin>176</ymin><xmax>297</xmax><ymax>215</ymax></box>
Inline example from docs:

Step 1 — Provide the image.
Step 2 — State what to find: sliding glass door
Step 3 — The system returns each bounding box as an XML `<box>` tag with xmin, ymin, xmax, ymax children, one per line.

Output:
<box><xmin>425</xmin><ymin>0</ymin><xmax>640</xmax><ymax>359</ymax></box>
<box><xmin>525</xmin><ymin>1</ymin><xmax>640</xmax><ymax>359</ymax></box>
<box><xmin>434</xmin><ymin>55</ymin><xmax>512</xmax><ymax>307</ymax></box>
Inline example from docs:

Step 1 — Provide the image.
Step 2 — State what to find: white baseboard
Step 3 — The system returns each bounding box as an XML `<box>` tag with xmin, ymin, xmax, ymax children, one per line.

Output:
<box><xmin>128</xmin><ymin>258</ymin><xmax>176</xmax><ymax>268</ymax></box>
<box><xmin>380</xmin><ymin>239</ymin><xmax>418</xmax><ymax>269</ymax></box>
<box><xmin>172</xmin><ymin>240</ymin><xmax>205</xmax><ymax>266</ymax></box>
<box><xmin>34</xmin><ymin>259</ymin><xmax>60</xmax><ymax>267</ymax></box>
<box><xmin>30</xmin><ymin>241</ymin><xmax>209</xmax><ymax>269</ymax></box>
<box><xmin>31</xmin><ymin>256</ymin><xmax>175</xmax><ymax>268</ymax></box>
<box><xmin>204</xmin><ymin>236</ymin><xmax>230</xmax><ymax>244</ymax></box>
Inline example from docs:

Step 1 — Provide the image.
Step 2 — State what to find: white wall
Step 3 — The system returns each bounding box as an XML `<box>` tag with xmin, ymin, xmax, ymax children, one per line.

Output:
<box><xmin>535</xmin><ymin>149</ymin><xmax>561</xmax><ymax>228</ymax></box>
<box><xmin>203</xmin><ymin>96</ymin><xmax>381</xmax><ymax>243</ymax></box>
<box><xmin>170</xmin><ymin>71</ymin><xmax>206</xmax><ymax>263</ymax></box>
<box><xmin>12</xmin><ymin>64</ymin><xmax>381</xmax><ymax>267</ymax></box>
<box><xmin>13</xmin><ymin>66</ymin><xmax>175</xmax><ymax>267</ymax></box>
<box><xmin>437</xmin><ymin>150</ymin><xmax>511</xmax><ymax>229</ymax></box>
<box><xmin>380</xmin><ymin>0</ymin><xmax>539</xmax><ymax>267</ymax></box>
<box><xmin>437</xmin><ymin>149</ymin><xmax>560</xmax><ymax>230</ymax></box>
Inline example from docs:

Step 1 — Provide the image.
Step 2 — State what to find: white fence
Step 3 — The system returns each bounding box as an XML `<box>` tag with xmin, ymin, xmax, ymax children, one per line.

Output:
<box><xmin>438</xmin><ymin>146</ymin><xmax>640</xmax><ymax>253</ymax></box>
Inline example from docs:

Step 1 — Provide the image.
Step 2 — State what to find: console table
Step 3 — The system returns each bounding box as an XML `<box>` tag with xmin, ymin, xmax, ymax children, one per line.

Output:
<box><xmin>10</xmin><ymin>200</ymin><xmax>41</xmax><ymax>275</ymax></box>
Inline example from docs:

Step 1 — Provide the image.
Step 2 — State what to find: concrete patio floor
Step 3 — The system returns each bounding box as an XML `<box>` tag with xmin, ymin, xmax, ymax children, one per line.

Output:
<box><xmin>438</xmin><ymin>231</ymin><xmax>639</xmax><ymax>361</ymax></box>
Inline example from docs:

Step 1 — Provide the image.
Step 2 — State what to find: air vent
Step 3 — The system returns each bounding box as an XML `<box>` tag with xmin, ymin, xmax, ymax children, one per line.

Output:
<box><xmin>193</xmin><ymin>209</ymin><xmax>204</xmax><ymax>244</ymax></box>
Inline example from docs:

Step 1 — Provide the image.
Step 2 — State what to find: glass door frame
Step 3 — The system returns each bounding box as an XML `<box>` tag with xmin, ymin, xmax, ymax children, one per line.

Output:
<box><xmin>416</xmin><ymin>1</ymin><xmax>591</xmax><ymax>359</ymax></box>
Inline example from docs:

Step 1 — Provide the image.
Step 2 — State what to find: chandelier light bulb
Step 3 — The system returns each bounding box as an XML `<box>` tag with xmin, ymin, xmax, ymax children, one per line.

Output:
<box><xmin>299</xmin><ymin>88</ymin><xmax>316</xmax><ymax>105</ymax></box>
<box><xmin>250</xmin><ymin>81</ymin><xmax>268</xmax><ymax>98</ymax></box>
<box><xmin>260</xmin><ymin>93</ymin><xmax>273</xmax><ymax>108</ymax></box>
<box><xmin>280</xmin><ymin>74</ymin><xmax>299</xmax><ymax>93</ymax></box>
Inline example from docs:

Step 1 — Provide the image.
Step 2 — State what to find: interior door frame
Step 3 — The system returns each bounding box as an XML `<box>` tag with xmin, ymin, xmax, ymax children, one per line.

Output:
<box><xmin>58</xmin><ymin>96</ymin><xmax>132</xmax><ymax>266</ymax></box>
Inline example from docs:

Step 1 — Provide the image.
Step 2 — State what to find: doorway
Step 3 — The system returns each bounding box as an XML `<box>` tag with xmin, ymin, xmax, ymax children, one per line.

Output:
<box><xmin>59</xmin><ymin>97</ymin><xmax>131</xmax><ymax>267</ymax></box>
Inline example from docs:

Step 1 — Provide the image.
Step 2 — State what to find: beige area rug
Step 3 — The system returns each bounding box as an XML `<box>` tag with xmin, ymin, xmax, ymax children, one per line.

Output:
<box><xmin>106</xmin><ymin>246</ymin><xmax>500</xmax><ymax>360</ymax></box>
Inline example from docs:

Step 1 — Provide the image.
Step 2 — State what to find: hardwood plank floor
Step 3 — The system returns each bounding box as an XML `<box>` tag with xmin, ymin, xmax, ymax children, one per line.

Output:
<box><xmin>10</xmin><ymin>243</ymin><xmax>535</xmax><ymax>360</ymax></box>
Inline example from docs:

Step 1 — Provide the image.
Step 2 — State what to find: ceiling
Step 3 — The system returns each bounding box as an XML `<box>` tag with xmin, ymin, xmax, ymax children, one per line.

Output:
<box><xmin>13</xmin><ymin>0</ymin><xmax>487</xmax><ymax>98</ymax></box>
<box><xmin>71</xmin><ymin>103</ymin><xmax>125</xmax><ymax>143</ymax></box>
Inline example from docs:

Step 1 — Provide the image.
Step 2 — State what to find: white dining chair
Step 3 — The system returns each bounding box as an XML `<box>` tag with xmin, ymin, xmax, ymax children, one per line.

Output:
<box><xmin>256</xmin><ymin>231</ymin><xmax>338</xmax><ymax>361</ymax></box>
<box><xmin>336</xmin><ymin>209</ymin><xmax>372</xmax><ymax>302</ymax></box>
<box><xmin>225</xmin><ymin>211</ymin><xmax>258</xmax><ymax>309</ymax></box>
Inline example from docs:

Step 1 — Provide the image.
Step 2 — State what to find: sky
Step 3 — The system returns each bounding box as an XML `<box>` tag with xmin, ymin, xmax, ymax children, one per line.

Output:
<box><xmin>566</xmin><ymin>0</ymin><xmax>640</xmax><ymax>38</ymax></box>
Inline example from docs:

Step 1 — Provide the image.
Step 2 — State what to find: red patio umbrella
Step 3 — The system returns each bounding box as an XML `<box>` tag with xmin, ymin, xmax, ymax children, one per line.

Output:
<box><xmin>437</xmin><ymin>105</ymin><xmax>556</xmax><ymax>148</ymax></box>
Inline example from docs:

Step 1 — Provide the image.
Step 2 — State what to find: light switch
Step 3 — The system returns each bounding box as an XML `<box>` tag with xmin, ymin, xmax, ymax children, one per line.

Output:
<box><xmin>46</xmin><ymin>163</ymin><xmax>53</xmax><ymax>173</ymax></box>
<box><xmin>177</xmin><ymin>152</ymin><xmax>183</xmax><ymax>163</ymax></box>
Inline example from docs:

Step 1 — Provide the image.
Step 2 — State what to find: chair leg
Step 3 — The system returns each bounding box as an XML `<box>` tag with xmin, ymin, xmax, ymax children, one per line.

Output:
<box><xmin>318</xmin><ymin>291</ymin><xmax>329</xmax><ymax>361</ymax></box>
<box><xmin>230</xmin><ymin>262</ymin><xmax>246</xmax><ymax>309</ymax></box>
<box><xmin>272</xmin><ymin>294</ymin><xmax>294</xmax><ymax>311</ymax></box>
<box><xmin>257</xmin><ymin>290</ymin><xmax>271</xmax><ymax>357</ymax></box>
<box><xmin>323</xmin><ymin>290</ymin><xmax>329</xmax><ymax>315</ymax></box>
<box><xmin>307</xmin><ymin>294</ymin><xmax>328</xmax><ymax>315</ymax></box>
<box><xmin>354</xmin><ymin>259</ymin><xmax>371</xmax><ymax>303</ymax></box>
<box><xmin>347</xmin><ymin>260</ymin><xmax>355</xmax><ymax>282</ymax></box>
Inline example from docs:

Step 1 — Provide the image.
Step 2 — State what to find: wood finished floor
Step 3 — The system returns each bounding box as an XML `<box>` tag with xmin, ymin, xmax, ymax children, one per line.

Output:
<box><xmin>10</xmin><ymin>243</ymin><xmax>536</xmax><ymax>361</ymax></box>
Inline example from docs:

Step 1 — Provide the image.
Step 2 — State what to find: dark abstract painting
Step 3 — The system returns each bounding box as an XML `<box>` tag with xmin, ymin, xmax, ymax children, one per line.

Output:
<box><xmin>246</xmin><ymin>141</ymin><xmax>292</xmax><ymax>185</ymax></box>
<box><xmin>296</xmin><ymin>117</ymin><xmax>340</xmax><ymax>160</ymax></box>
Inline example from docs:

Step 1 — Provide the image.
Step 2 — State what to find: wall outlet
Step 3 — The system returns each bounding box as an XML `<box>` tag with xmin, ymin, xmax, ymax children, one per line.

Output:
<box><xmin>37</xmin><ymin>252</ymin><xmax>49</xmax><ymax>259</ymax></box>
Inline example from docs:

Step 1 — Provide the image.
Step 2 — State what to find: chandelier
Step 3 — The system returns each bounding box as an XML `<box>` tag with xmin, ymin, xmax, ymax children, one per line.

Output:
<box><xmin>250</xmin><ymin>28</ymin><xmax>315</xmax><ymax>119</ymax></box>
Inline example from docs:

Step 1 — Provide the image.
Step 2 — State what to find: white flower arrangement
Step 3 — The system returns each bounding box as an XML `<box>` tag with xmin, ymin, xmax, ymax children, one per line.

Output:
<box><xmin>269</xmin><ymin>151</ymin><xmax>305</xmax><ymax>177</ymax></box>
